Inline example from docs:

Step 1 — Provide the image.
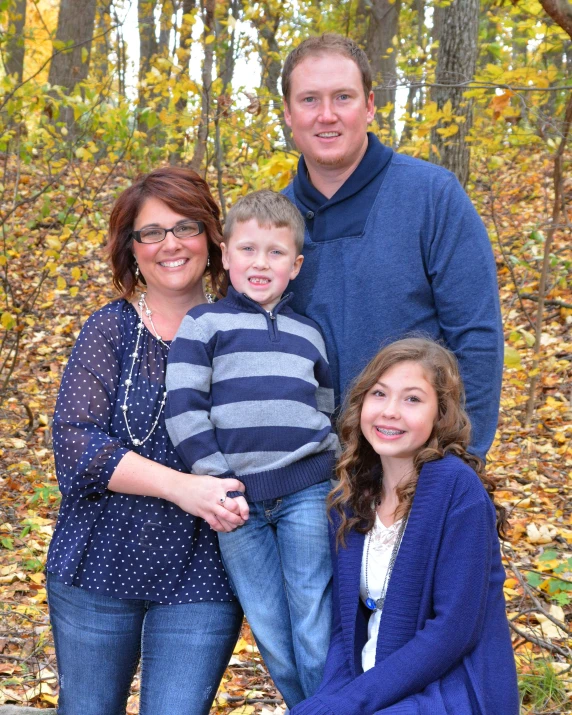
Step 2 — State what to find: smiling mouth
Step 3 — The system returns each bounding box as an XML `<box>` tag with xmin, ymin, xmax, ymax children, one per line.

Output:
<box><xmin>248</xmin><ymin>277</ymin><xmax>270</xmax><ymax>284</ymax></box>
<box><xmin>316</xmin><ymin>132</ymin><xmax>340</xmax><ymax>138</ymax></box>
<box><xmin>159</xmin><ymin>258</ymin><xmax>187</xmax><ymax>268</ymax></box>
<box><xmin>375</xmin><ymin>428</ymin><xmax>405</xmax><ymax>436</ymax></box>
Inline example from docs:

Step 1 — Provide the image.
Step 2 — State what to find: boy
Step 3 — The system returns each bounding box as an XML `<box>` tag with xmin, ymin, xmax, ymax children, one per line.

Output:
<box><xmin>165</xmin><ymin>190</ymin><xmax>338</xmax><ymax>709</ymax></box>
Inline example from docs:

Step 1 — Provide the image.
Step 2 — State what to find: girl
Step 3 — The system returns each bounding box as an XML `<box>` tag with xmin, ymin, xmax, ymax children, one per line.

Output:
<box><xmin>291</xmin><ymin>338</ymin><xmax>519</xmax><ymax>715</ymax></box>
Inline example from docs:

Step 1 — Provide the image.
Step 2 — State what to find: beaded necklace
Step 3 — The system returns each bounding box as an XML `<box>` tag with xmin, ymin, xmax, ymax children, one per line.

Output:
<box><xmin>364</xmin><ymin>515</ymin><xmax>408</xmax><ymax>612</ymax></box>
<box><xmin>121</xmin><ymin>292</ymin><xmax>213</xmax><ymax>447</ymax></box>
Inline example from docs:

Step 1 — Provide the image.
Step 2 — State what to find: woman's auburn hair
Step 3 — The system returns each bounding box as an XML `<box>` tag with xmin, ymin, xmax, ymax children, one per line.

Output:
<box><xmin>329</xmin><ymin>337</ymin><xmax>508</xmax><ymax>547</ymax></box>
<box><xmin>107</xmin><ymin>166</ymin><xmax>228</xmax><ymax>300</ymax></box>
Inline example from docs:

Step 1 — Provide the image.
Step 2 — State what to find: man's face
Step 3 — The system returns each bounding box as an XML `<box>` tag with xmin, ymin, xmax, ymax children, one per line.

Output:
<box><xmin>284</xmin><ymin>52</ymin><xmax>375</xmax><ymax>175</ymax></box>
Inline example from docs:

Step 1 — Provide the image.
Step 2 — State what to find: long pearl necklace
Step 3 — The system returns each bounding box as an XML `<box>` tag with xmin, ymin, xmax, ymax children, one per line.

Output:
<box><xmin>121</xmin><ymin>293</ymin><xmax>169</xmax><ymax>447</ymax></box>
<box><xmin>121</xmin><ymin>292</ymin><xmax>213</xmax><ymax>448</ymax></box>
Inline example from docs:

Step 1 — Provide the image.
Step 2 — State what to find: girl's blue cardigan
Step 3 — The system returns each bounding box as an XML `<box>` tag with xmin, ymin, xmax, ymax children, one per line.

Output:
<box><xmin>291</xmin><ymin>454</ymin><xmax>519</xmax><ymax>715</ymax></box>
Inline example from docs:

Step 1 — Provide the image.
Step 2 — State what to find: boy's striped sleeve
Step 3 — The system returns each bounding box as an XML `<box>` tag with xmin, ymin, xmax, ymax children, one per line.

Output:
<box><xmin>165</xmin><ymin>314</ymin><xmax>233</xmax><ymax>477</ymax></box>
<box><xmin>312</xmin><ymin>328</ymin><xmax>336</xmax><ymax>421</ymax></box>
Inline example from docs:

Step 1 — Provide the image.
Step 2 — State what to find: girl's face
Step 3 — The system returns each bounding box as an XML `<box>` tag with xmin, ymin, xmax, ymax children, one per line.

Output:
<box><xmin>360</xmin><ymin>361</ymin><xmax>439</xmax><ymax>470</ymax></box>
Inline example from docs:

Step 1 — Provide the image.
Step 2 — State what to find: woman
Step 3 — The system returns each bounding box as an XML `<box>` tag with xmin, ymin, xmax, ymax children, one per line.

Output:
<box><xmin>46</xmin><ymin>167</ymin><xmax>248</xmax><ymax>715</ymax></box>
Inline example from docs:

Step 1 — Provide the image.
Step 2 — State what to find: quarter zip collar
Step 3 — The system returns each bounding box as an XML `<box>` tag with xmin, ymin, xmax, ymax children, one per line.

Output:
<box><xmin>224</xmin><ymin>284</ymin><xmax>294</xmax><ymax>316</ymax></box>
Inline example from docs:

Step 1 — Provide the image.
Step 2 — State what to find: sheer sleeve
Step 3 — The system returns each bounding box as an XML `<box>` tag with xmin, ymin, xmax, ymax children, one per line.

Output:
<box><xmin>52</xmin><ymin>306</ymin><xmax>130</xmax><ymax>500</ymax></box>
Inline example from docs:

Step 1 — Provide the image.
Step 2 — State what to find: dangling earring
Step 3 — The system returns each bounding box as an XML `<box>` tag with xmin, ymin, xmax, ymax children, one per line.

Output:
<box><xmin>134</xmin><ymin>261</ymin><xmax>140</xmax><ymax>281</ymax></box>
<box><xmin>206</xmin><ymin>256</ymin><xmax>211</xmax><ymax>268</ymax></box>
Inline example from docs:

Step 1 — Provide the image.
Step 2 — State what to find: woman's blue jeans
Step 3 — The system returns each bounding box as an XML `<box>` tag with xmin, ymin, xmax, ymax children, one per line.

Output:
<box><xmin>47</xmin><ymin>574</ymin><xmax>242</xmax><ymax>715</ymax></box>
<box><xmin>218</xmin><ymin>480</ymin><xmax>333</xmax><ymax>709</ymax></box>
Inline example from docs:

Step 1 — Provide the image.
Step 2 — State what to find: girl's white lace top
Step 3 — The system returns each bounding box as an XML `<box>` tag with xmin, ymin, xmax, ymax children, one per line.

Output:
<box><xmin>359</xmin><ymin>515</ymin><xmax>403</xmax><ymax>672</ymax></box>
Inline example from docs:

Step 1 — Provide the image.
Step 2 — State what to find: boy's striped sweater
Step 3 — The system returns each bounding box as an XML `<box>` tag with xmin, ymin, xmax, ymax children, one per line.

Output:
<box><xmin>165</xmin><ymin>286</ymin><xmax>339</xmax><ymax>501</ymax></box>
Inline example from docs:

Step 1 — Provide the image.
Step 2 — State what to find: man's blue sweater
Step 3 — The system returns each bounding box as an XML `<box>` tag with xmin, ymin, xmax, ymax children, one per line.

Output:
<box><xmin>165</xmin><ymin>287</ymin><xmax>339</xmax><ymax>501</ymax></box>
<box><xmin>283</xmin><ymin>134</ymin><xmax>503</xmax><ymax>459</ymax></box>
<box><xmin>290</xmin><ymin>455</ymin><xmax>519</xmax><ymax>715</ymax></box>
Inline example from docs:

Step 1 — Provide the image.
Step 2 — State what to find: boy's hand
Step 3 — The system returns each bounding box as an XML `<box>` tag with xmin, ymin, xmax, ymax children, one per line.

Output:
<box><xmin>223</xmin><ymin>494</ymin><xmax>250</xmax><ymax>522</ymax></box>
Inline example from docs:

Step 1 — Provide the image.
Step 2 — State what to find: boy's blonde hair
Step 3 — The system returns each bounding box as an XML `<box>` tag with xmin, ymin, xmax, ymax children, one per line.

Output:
<box><xmin>224</xmin><ymin>189</ymin><xmax>305</xmax><ymax>254</ymax></box>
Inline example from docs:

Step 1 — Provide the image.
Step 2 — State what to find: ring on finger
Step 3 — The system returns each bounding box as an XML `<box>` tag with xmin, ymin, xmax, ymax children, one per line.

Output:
<box><xmin>219</xmin><ymin>495</ymin><xmax>226</xmax><ymax>504</ymax></box>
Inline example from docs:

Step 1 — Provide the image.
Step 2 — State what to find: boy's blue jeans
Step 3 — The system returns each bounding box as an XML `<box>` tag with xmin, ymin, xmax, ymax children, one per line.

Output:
<box><xmin>47</xmin><ymin>574</ymin><xmax>242</xmax><ymax>715</ymax></box>
<box><xmin>218</xmin><ymin>480</ymin><xmax>333</xmax><ymax>709</ymax></box>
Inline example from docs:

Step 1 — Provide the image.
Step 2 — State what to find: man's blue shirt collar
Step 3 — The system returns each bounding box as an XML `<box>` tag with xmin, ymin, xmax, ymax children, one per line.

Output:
<box><xmin>294</xmin><ymin>132</ymin><xmax>393</xmax><ymax>211</ymax></box>
<box><xmin>292</xmin><ymin>132</ymin><xmax>393</xmax><ymax>241</ymax></box>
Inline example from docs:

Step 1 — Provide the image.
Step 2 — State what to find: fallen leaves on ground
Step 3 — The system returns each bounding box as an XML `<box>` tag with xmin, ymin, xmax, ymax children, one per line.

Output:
<box><xmin>0</xmin><ymin>151</ymin><xmax>571</xmax><ymax>712</ymax></box>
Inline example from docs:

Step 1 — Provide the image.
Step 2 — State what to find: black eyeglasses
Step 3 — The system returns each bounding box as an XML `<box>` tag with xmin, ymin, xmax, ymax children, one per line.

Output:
<box><xmin>131</xmin><ymin>221</ymin><xmax>205</xmax><ymax>244</ymax></box>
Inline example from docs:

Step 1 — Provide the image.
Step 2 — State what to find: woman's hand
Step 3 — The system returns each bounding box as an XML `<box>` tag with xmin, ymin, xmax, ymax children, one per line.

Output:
<box><xmin>108</xmin><ymin>452</ymin><xmax>248</xmax><ymax>532</ymax></box>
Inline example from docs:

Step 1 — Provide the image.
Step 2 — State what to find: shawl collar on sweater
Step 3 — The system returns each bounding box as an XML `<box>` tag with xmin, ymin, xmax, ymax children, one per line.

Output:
<box><xmin>337</xmin><ymin>455</ymin><xmax>459</xmax><ymax>674</ymax></box>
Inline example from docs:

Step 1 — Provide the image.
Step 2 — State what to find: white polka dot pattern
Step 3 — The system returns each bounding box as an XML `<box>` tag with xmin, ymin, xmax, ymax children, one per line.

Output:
<box><xmin>46</xmin><ymin>299</ymin><xmax>234</xmax><ymax>605</ymax></box>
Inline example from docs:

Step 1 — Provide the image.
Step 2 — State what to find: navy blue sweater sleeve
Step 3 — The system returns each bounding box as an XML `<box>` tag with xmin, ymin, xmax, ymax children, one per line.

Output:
<box><xmin>427</xmin><ymin>176</ymin><xmax>503</xmax><ymax>459</ymax></box>
<box><xmin>52</xmin><ymin>310</ymin><xmax>130</xmax><ymax>500</ymax></box>
<box><xmin>314</xmin><ymin>522</ymin><xmax>354</xmax><ymax>694</ymax></box>
<box><xmin>291</xmin><ymin>496</ymin><xmax>495</xmax><ymax>715</ymax></box>
<box><xmin>165</xmin><ymin>314</ymin><xmax>233</xmax><ymax>477</ymax></box>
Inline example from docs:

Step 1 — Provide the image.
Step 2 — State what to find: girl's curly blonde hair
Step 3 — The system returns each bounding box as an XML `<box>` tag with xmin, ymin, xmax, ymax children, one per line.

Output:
<box><xmin>329</xmin><ymin>338</ymin><xmax>507</xmax><ymax>546</ymax></box>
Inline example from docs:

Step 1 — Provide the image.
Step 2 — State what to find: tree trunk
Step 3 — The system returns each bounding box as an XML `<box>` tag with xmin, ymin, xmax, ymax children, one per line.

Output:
<box><xmin>539</xmin><ymin>0</ymin><xmax>572</xmax><ymax>38</ymax></box>
<box><xmin>169</xmin><ymin>0</ymin><xmax>196</xmax><ymax>162</ymax></box>
<box><xmin>92</xmin><ymin>3</ymin><xmax>112</xmax><ymax>85</ymax></box>
<box><xmin>48</xmin><ymin>0</ymin><xmax>97</xmax><ymax>89</ymax></box>
<box><xmin>256</xmin><ymin>2</ymin><xmax>293</xmax><ymax>150</ymax></box>
<box><xmin>138</xmin><ymin>0</ymin><xmax>159</xmax><ymax>130</ymax></box>
<box><xmin>159</xmin><ymin>0</ymin><xmax>173</xmax><ymax>53</ymax></box>
<box><xmin>540</xmin><ymin>48</ymin><xmax>563</xmax><ymax>136</ymax></box>
<box><xmin>213</xmin><ymin>0</ymin><xmax>241</xmax><ymax>210</ymax></box>
<box><xmin>4</xmin><ymin>0</ymin><xmax>27</xmax><ymax>82</ymax></box>
<box><xmin>190</xmin><ymin>0</ymin><xmax>215</xmax><ymax>174</ymax></box>
<box><xmin>219</xmin><ymin>0</ymin><xmax>240</xmax><ymax>89</ymax></box>
<box><xmin>400</xmin><ymin>0</ymin><xmax>425</xmax><ymax>144</ymax></box>
<box><xmin>365</xmin><ymin>0</ymin><xmax>401</xmax><ymax>141</ymax></box>
<box><xmin>116</xmin><ymin>11</ymin><xmax>127</xmax><ymax>97</ymax></box>
<box><xmin>174</xmin><ymin>0</ymin><xmax>197</xmax><ymax>113</ymax></box>
<box><xmin>48</xmin><ymin>0</ymin><xmax>97</xmax><ymax>139</ymax></box>
<box><xmin>429</xmin><ymin>0</ymin><xmax>479</xmax><ymax>187</ymax></box>
<box><xmin>138</xmin><ymin>0</ymin><xmax>159</xmax><ymax>85</ymax></box>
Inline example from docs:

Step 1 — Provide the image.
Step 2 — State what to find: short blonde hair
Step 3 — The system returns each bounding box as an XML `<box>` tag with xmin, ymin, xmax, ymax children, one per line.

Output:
<box><xmin>224</xmin><ymin>190</ymin><xmax>305</xmax><ymax>254</ymax></box>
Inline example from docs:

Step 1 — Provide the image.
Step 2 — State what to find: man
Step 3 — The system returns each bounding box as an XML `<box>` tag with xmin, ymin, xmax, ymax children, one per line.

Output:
<box><xmin>281</xmin><ymin>34</ymin><xmax>503</xmax><ymax>459</ymax></box>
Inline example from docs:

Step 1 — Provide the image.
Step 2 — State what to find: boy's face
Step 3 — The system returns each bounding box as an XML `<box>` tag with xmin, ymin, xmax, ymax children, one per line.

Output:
<box><xmin>221</xmin><ymin>218</ymin><xmax>304</xmax><ymax>312</ymax></box>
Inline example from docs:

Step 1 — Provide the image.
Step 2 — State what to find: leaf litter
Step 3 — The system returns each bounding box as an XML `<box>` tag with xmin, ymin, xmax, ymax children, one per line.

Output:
<box><xmin>0</xmin><ymin>152</ymin><xmax>570</xmax><ymax>712</ymax></box>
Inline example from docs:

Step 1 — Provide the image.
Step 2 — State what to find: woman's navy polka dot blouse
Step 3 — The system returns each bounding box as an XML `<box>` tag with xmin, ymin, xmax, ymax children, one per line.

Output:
<box><xmin>46</xmin><ymin>299</ymin><xmax>235</xmax><ymax>604</ymax></box>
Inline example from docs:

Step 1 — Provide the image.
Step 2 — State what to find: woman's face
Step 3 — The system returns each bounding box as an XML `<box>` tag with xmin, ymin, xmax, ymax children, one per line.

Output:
<box><xmin>360</xmin><ymin>361</ymin><xmax>439</xmax><ymax>470</ymax></box>
<box><xmin>132</xmin><ymin>196</ymin><xmax>209</xmax><ymax>300</ymax></box>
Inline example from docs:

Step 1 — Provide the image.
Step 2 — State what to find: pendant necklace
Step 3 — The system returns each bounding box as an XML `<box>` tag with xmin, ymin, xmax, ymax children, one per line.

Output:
<box><xmin>364</xmin><ymin>515</ymin><xmax>408</xmax><ymax>612</ymax></box>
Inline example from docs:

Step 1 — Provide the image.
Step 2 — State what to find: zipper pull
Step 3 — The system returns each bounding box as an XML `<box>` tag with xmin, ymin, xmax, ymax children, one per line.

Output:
<box><xmin>269</xmin><ymin>311</ymin><xmax>276</xmax><ymax>320</ymax></box>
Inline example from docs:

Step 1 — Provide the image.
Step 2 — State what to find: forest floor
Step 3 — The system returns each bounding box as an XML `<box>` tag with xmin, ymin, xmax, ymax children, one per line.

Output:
<box><xmin>0</xmin><ymin>154</ymin><xmax>570</xmax><ymax>713</ymax></box>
